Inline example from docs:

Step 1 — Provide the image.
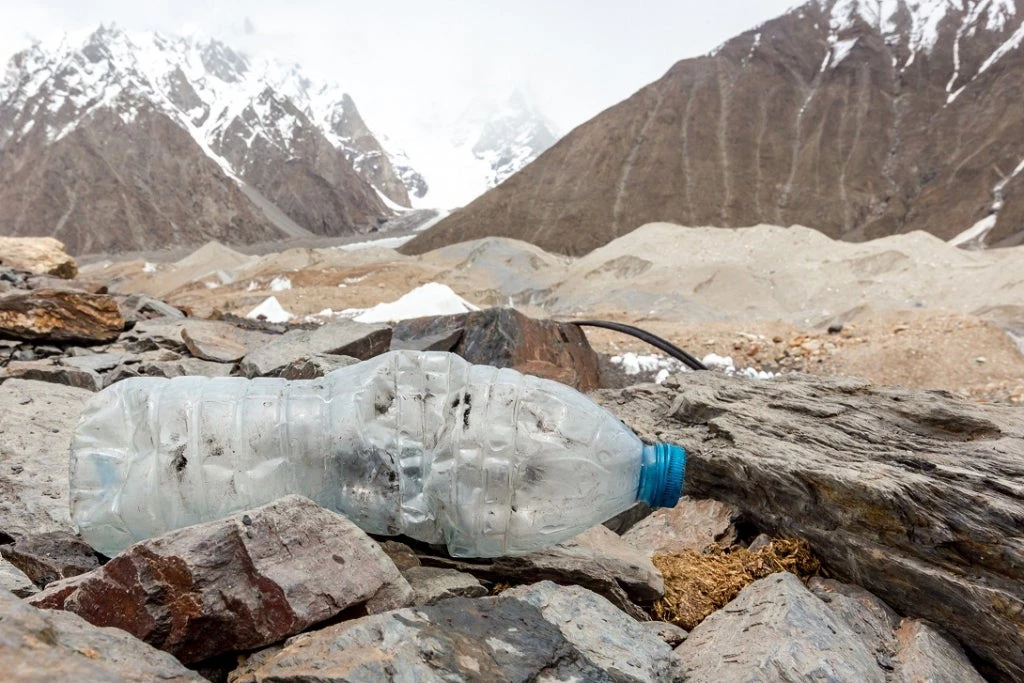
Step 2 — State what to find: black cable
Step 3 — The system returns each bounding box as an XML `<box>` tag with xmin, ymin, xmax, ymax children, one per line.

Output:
<box><xmin>567</xmin><ymin>320</ymin><xmax>707</xmax><ymax>371</ymax></box>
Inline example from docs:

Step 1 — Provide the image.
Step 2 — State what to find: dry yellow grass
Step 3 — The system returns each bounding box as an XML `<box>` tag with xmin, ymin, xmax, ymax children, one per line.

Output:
<box><xmin>652</xmin><ymin>538</ymin><xmax>820</xmax><ymax>630</ymax></box>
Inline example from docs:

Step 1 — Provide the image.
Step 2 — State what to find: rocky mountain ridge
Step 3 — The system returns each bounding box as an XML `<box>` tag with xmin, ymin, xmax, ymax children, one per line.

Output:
<box><xmin>405</xmin><ymin>0</ymin><xmax>1024</xmax><ymax>255</ymax></box>
<box><xmin>0</xmin><ymin>25</ymin><xmax>427</xmax><ymax>254</ymax></box>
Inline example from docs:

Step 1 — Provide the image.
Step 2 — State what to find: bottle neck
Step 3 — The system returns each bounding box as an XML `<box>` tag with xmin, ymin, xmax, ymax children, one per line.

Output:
<box><xmin>637</xmin><ymin>443</ymin><xmax>686</xmax><ymax>509</ymax></box>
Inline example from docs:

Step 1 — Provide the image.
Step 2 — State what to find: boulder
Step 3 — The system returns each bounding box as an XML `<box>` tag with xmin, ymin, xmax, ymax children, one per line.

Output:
<box><xmin>0</xmin><ymin>236</ymin><xmax>77</xmax><ymax>279</ymax></box>
<box><xmin>240</xmin><ymin>320</ymin><xmax>391</xmax><ymax>377</ymax></box>
<box><xmin>893</xmin><ymin>619</ymin><xmax>986</xmax><ymax>683</ymax></box>
<box><xmin>0</xmin><ymin>359</ymin><xmax>103</xmax><ymax>391</ymax></box>
<box><xmin>0</xmin><ymin>556</ymin><xmax>37</xmax><ymax>598</ymax></box>
<box><xmin>30</xmin><ymin>496</ymin><xmax>413</xmax><ymax>664</ymax></box>
<box><xmin>181</xmin><ymin>320</ymin><xmax>254</xmax><ymax>362</ymax></box>
<box><xmin>279</xmin><ymin>353</ymin><xmax>359</xmax><ymax>379</ymax></box>
<box><xmin>0</xmin><ymin>588</ymin><xmax>203</xmax><ymax>681</ymax></box>
<box><xmin>677</xmin><ymin>572</ymin><xmax>885</xmax><ymax>681</ymax></box>
<box><xmin>63</xmin><ymin>351</ymin><xmax>139</xmax><ymax>373</ymax></box>
<box><xmin>0</xmin><ymin>290</ymin><xmax>124</xmax><ymax>343</ymax></box>
<box><xmin>416</xmin><ymin>524</ymin><xmax>663</xmax><ymax>620</ymax></box>
<box><xmin>392</xmin><ymin>307</ymin><xmax>601</xmax><ymax>390</ymax></box>
<box><xmin>596</xmin><ymin>372</ymin><xmax>1024</xmax><ymax>681</ymax></box>
<box><xmin>232</xmin><ymin>582</ymin><xmax>684</xmax><ymax>683</ymax></box>
<box><xmin>622</xmin><ymin>497</ymin><xmax>740</xmax><ymax>556</ymax></box>
<box><xmin>0</xmin><ymin>531</ymin><xmax>100</xmax><ymax>588</ymax></box>
<box><xmin>401</xmin><ymin>566</ymin><xmax>487</xmax><ymax>605</ymax></box>
<box><xmin>0</xmin><ymin>379</ymin><xmax>91</xmax><ymax>540</ymax></box>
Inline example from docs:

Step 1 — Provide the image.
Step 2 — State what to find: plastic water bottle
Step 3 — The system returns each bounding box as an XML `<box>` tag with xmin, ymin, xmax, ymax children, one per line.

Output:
<box><xmin>70</xmin><ymin>350</ymin><xmax>685</xmax><ymax>558</ymax></box>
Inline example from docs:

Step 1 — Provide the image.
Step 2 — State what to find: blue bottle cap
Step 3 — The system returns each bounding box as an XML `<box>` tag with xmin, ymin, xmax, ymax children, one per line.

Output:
<box><xmin>637</xmin><ymin>443</ymin><xmax>686</xmax><ymax>508</ymax></box>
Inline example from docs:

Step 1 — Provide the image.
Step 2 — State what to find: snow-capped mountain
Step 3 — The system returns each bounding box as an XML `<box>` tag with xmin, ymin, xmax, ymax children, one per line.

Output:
<box><xmin>0</xmin><ymin>25</ymin><xmax>426</xmax><ymax>253</ymax></box>
<box><xmin>408</xmin><ymin>0</ymin><xmax>1024</xmax><ymax>256</ymax></box>
<box><xmin>396</xmin><ymin>90</ymin><xmax>559</xmax><ymax>209</ymax></box>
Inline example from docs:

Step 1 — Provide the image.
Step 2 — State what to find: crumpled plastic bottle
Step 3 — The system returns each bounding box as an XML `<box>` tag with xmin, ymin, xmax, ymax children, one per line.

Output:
<box><xmin>70</xmin><ymin>350</ymin><xmax>685</xmax><ymax>557</ymax></box>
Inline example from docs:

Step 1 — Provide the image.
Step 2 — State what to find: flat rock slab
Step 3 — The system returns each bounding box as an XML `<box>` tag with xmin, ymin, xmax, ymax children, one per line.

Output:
<box><xmin>0</xmin><ymin>290</ymin><xmax>124</xmax><ymax>343</ymax></box>
<box><xmin>622</xmin><ymin>497</ymin><xmax>740</xmax><ymax>556</ymax></box>
<box><xmin>0</xmin><ymin>379</ymin><xmax>91</xmax><ymax>540</ymax></box>
<box><xmin>417</xmin><ymin>524</ymin><xmax>663</xmax><ymax>619</ymax></box>
<box><xmin>0</xmin><ymin>359</ymin><xmax>103</xmax><ymax>391</ymax></box>
<box><xmin>402</xmin><ymin>566</ymin><xmax>487</xmax><ymax>605</ymax></box>
<box><xmin>0</xmin><ymin>588</ymin><xmax>202</xmax><ymax>682</ymax></box>
<box><xmin>240</xmin><ymin>320</ymin><xmax>391</xmax><ymax>377</ymax></box>
<box><xmin>596</xmin><ymin>373</ymin><xmax>1024</xmax><ymax>681</ymax></box>
<box><xmin>279</xmin><ymin>353</ymin><xmax>359</xmax><ymax>379</ymax></box>
<box><xmin>181</xmin><ymin>320</ymin><xmax>256</xmax><ymax>362</ymax></box>
<box><xmin>392</xmin><ymin>307</ymin><xmax>601</xmax><ymax>390</ymax></box>
<box><xmin>234</xmin><ymin>582</ymin><xmax>684</xmax><ymax>683</ymax></box>
<box><xmin>0</xmin><ymin>556</ymin><xmax>37</xmax><ymax>597</ymax></box>
<box><xmin>30</xmin><ymin>495</ymin><xmax>412</xmax><ymax>664</ymax></box>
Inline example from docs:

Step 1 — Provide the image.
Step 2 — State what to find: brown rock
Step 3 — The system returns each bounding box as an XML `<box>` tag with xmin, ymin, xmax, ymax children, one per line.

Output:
<box><xmin>0</xmin><ymin>236</ymin><xmax>78</xmax><ymax>279</ymax></box>
<box><xmin>0</xmin><ymin>290</ymin><xmax>124</xmax><ymax>342</ymax></box>
<box><xmin>595</xmin><ymin>372</ymin><xmax>1024</xmax><ymax>681</ymax></box>
<box><xmin>30</xmin><ymin>495</ymin><xmax>412</xmax><ymax>664</ymax></box>
<box><xmin>278</xmin><ymin>353</ymin><xmax>359</xmax><ymax>379</ymax></box>
<box><xmin>181</xmin><ymin>321</ymin><xmax>249</xmax><ymax>362</ymax></box>
<box><xmin>392</xmin><ymin>307</ymin><xmax>601</xmax><ymax>391</ymax></box>
<box><xmin>0</xmin><ymin>360</ymin><xmax>103</xmax><ymax>391</ymax></box>
<box><xmin>622</xmin><ymin>497</ymin><xmax>740</xmax><ymax>556</ymax></box>
<box><xmin>0</xmin><ymin>588</ymin><xmax>203</xmax><ymax>682</ymax></box>
<box><xmin>0</xmin><ymin>531</ymin><xmax>100</xmax><ymax>588</ymax></box>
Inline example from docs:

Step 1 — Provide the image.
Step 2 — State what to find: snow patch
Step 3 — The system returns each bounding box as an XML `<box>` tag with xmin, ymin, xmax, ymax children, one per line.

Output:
<box><xmin>269</xmin><ymin>276</ymin><xmax>292</xmax><ymax>292</ymax></box>
<box><xmin>342</xmin><ymin>283</ymin><xmax>479</xmax><ymax>323</ymax></box>
<box><xmin>337</xmin><ymin>235</ymin><xmax>414</xmax><ymax>251</ymax></box>
<box><xmin>247</xmin><ymin>296</ymin><xmax>293</xmax><ymax>323</ymax></box>
<box><xmin>949</xmin><ymin>214</ymin><xmax>998</xmax><ymax>246</ymax></box>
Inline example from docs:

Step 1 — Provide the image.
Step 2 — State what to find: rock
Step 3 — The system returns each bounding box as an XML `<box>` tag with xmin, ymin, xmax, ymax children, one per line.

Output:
<box><xmin>595</xmin><ymin>372</ymin><xmax>1024</xmax><ymax>681</ymax></box>
<box><xmin>30</xmin><ymin>496</ymin><xmax>412</xmax><ymax>664</ymax></box>
<box><xmin>402</xmin><ymin>566</ymin><xmax>487</xmax><ymax>605</ymax></box>
<box><xmin>279</xmin><ymin>353</ymin><xmax>359</xmax><ymax>380</ymax></box>
<box><xmin>102</xmin><ymin>363</ymin><xmax>141</xmax><ymax>387</ymax></box>
<box><xmin>240</xmin><ymin>320</ymin><xmax>391</xmax><ymax>377</ymax></box>
<box><xmin>602</xmin><ymin>502</ymin><xmax>653</xmax><ymax>534</ymax></box>
<box><xmin>0</xmin><ymin>556</ymin><xmax>37</xmax><ymax>597</ymax></box>
<box><xmin>63</xmin><ymin>351</ymin><xmax>138</xmax><ymax>373</ymax></box>
<box><xmin>181</xmin><ymin>320</ymin><xmax>252</xmax><ymax>362</ymax></box>
<box><xmin>392</xmin><ymin>307</ymin><xmax>600</xmax><ymax>390</ymax></box>
<box><xmin>506</xmin><ymin>581</ymin><xmax>686</xmax><ymax>682</ymax></box>
<box><xmin>0</xmin><ymin>290</ymin><xmax>125</xmax><ymax>343</ymax></box>
<box><xmin>0</xmin><ymin>588</ymin><xmax>203</xmax><ymax>682</ymax></box>
<box><xmin>0</xmin><ymin>236</ymin><xmax>77</xmax><ymax>279</ymax></box>
<box><xmin>377</xmin><ymin>540</ymin><xmax>421</xmax><ymax>571</ymax></box>
<box><xmin>136</xmin><ymin>357</ymin><xmax>235</xmax><ymax>378</ymax></box>
<box><xmin>677</xmin><ymin>572</ymin><xmax>883</xmax><ymax>681</ymax></box>
<box><xmin>0</xmin><ymin>379</ymin><xmax>91</xmax><ymax>540</ymax></box>
<box><xmin>622</xmin><ymin>497</ymin><xmax>740</xmax><ymax>556</ymax></box>
<box><xmin>0</xmin><ymin>531</ymin><xmax>100</xmax><ymax>588</ymax></box>
<box><xmin>639</xmin><ymin>620</ymin><xmax>689</xmax><ymax>647</ymax></box>
<box><xmin>233</xmin><ymin>582</ymin><xmax>683</xmax><ymax>683</ymax></box>
<box><xmin>115</xmin><ymin>293</ymin><xmax>185</xmax><ymax>322</ymax></box>
<box><xmin>417</xmin><ymin>525</ymin><xmax>663</xmax><ymax>620</ymax></box>
<box><xmin>0</xmin><ymin>359</ymin><xmax>103</xmax><ymax>391</ymax></box>
<box><xmin>809</xmin><ymin>577</ymin><xmax>902</xmax><ymax>666</ymax></box>
<box><xmin>893</xmin><ymin>619</ymin><xmax>986</xmax><ymax>683</ymax></box>
<box><xmin>747</xmin><ymin>533</ymin><xmax>773</xmax><ymax>552</ymax></box>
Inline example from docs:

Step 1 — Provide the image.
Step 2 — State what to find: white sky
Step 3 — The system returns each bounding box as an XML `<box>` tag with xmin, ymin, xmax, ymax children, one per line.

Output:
<box><xmin>0</xmin><ymin>1</ymin><xmax>797</xmax><ymax>142</ymax></box>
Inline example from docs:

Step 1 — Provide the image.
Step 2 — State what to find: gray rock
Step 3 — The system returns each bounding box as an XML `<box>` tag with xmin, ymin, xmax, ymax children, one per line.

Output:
<box><xmin>893</xmin><ymin>619</ymin><xmax>986</xmax><ymax>683</ymax></box>
<box><xmin>101</xmin><ymin>363</ymin><xmax>141</xmax><ymax>387</ymax></box>
<box><xmin>63</xmin><ymin>351</ymin><xmax>139</xmax><ymax>373</ymax></box>
<box><xmin>506</xmin><ymin>581</ymin><xmax>687</xmax><ymax>682</ymax></box>
<box><xmin>136</xmin><ymin>357</ymin><xmax>235</xmax><ymax>378</ymax></box>
<box><xmin>639</xmin><ymin>620</ymin><xmax>689</xmax><ymax>647</ymax></box>
<box><xmin>180</xmin><ymin>320</ymin><xmax>259</xmax><ymax>362</ymax></box>
<box><xmin>0</xmin><ymin>360</ymin><xmax>102</xmax><ymax>391</ymax></box>
<box><xmin>240</xmin><ymin>320</ymin><xmax>391</xmax><ymax>377</ymax></box>
<box><xmin>402</xmin><ymin>566</ymin><xmax>487</xmax><ymax>605</ymax></box>
<box><xmin>0</xmin><ymin>587</ymin><xmax>203</xmax><ymax>681</ymax></box>
<box><xmin>677</xmin><ymin>572</ymin><xmax>884</xmax><ymax>682</ymax></box>
<box><xmin>622</xmin><ymin>496</ymin><xmax>740</xmax><ymax>556</ymax></box>
<box><xmin>747</xmin><ymin>533</ymin><xmax>773</xmax><ymax>552</ymax></box>
<box><xmin>30</xmin><ymin>495</ymin><xmax>413</xmax><ymax>664</ymax></box>
<box><xmin>809</xmin><ymin>577</ymin><xmax>902</xmax><ymax>667</ymax></box>
<box><xmin>416</xmin><ymin>524</ymin><xmax>663</xmax><ymax>620</ymax></box>
<box><xmin>0</xmin><ymin>555</ymin><xmax>37</xmax><ymax>597</ymax></box>
<box><xmin>0</xmin><ymin>379</ymin><xmax>90</xmax><ymax>540</ymax></box>
<box><xmin>279</xmin><ymin>353</ymin><xmax>359</xmax><ymax>379</ymax></box>
<box><xmin>116</xmin><ymin>293</ymin><xmax>185</xmax><ymax>322</ymax></box>
<box><xmin>0</xmin><ymin>531</ymin><xmax>100</xmax><ymax>588</ymax></box>
<box><xmin>596</xmin><ymin>373</ymin><xmax>1024</xmax><ymax>681</ymax></box>
<box><xmin>233</xmin><ymin>583</ymin><xmax>679</xmax><ymax>683</ymax></box>
<box><xmin>602</xmin><ymin>501</ymin><xmax>653</xmax><ymax>535</ymax></box>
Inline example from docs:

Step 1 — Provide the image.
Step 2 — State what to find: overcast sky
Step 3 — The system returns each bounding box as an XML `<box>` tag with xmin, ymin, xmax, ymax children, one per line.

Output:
<box><xmin>0</xmin><ymin>0</ymin><xmax>797</xmax><ymax>142</ymax></box>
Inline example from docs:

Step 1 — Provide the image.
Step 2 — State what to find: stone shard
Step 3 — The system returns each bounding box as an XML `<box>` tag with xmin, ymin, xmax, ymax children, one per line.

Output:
<box><xmin>678</xmin><ymin>572</ymin><xmax>884</xmax><ymax>681</ymax></box>
<box><xmin>392</xmin><ymin>307</ymin><xmax>601</xmax><ymax>390</ymax></box>
<box><xmin>0</xmin><ymin>236</ymin><xmax>78</xmax><ymax>279</ymax></box>
<box><xmin>595</xmin><ymin>372</ymin><xmax>1024</xmax><ymax>681</ymax></box>
<box><xmin>0</xmin><ymin>379</ymin><xmax>91</xmax><ymax>540</ymax></box>
<box><xmin>0</xmin><ymin>290</ymin><xmax>125</xmax><ymax>342</ymax></box>
<box><xmin>401</xmin><ymin>566</ymin><xmax>488</xmax><ymax>605</ymax></box>
<box><xmin>115</xmin><ymin>293</ymin><xmax>186</xmax><ymax>323</ymax></box>
<box><xmin>279</xmin><ymin>353</ymin><xmax>359</xmax><ymax>380</ymax></box>
<box><xmin>0</xmin><ymin>556</ymin><xmax>37</xmax><ymax>598</ymax></box>
<box><xmin>240</xmin><ymin>320</ymin><xmax>391</xmax><ymax>377</ymax></box>
<box><xmin>29</xmin><ymin>495</ymin><xmax>413</xmax><ymax>664</ymax></box>
<box><xmin>0</xmin><ymin>587</ymin><xmax>203</xmax><ymax>682</ymax></box>
<box><xmin>0</xmin><ymin>531</ymin><xmax>100</xmax><ymax>589</ymax></box>
<box><xmin>233</xmin><ymin>582</ymin><xmax>684</xmax><ymax>683</ymax></box>
<box><xmin>0</xmin><ymin>360</ymin><xmax>103</xmax><ymax>391</ymax></box>
<box><xmin>622</xmin><ymin>497</ymin><xmax>740</xmax><ymax>556</ymax></box>
<box><xmin>415</xmin><ymin>524</ymin><xmax>663</xmax><ymax>620</ymax></box>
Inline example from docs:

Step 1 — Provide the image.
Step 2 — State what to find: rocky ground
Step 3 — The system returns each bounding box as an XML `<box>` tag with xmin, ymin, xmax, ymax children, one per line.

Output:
<box><xmin>1</xmin><ymin>234</ymin><xmax>1021</xmax><ymax>681</ymax></box>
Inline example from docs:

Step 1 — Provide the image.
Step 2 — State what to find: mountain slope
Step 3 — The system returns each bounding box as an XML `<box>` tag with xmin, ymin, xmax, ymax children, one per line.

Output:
<box><xmin>404</xmin><ymin>0</ymin><xmax>1024</xmax><ymax>256</ymax></box>
<box><xmin>0</xmin><ymin>26</ymin><xmax>425</xmax><ymax>254</ymax></box>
